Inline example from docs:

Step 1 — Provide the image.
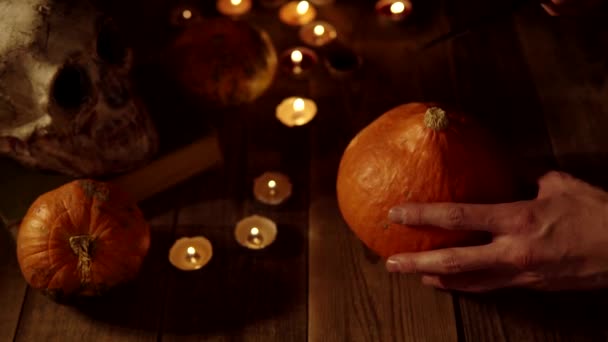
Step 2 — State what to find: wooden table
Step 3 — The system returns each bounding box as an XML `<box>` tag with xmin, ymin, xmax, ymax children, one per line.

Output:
<box><xmin>1</xmin><ymin>0</ymin><xmax>608</xmax><ymax>341</ymax></box>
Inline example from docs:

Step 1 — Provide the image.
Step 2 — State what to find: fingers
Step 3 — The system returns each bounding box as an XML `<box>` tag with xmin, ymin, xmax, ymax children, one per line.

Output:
<box><xmin>386</xmin><ymin>243</ymin><xmax>505</xmax><ymax>275</ymax></box>
<box><xmin>420</xmin><ymin>270</ymin><xmax>541</xmax><ymax>293</ymax></box>
<box><xmin>388</xmin><ymin>202</ymin><xmax>526</xmax><ymax>234</ymax></box>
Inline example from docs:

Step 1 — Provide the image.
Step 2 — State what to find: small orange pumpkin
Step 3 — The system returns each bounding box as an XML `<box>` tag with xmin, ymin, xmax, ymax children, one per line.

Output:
<box><xmin>336</xmin><ymin>103</ymin><xmax>516</xmax><ymax>258</ymax></box>
<box><xmin>167</xmin><ymin>18</ymin><xmax>277</xmax><ymax>107</ymax></box>
<box><xmin>16</xmin><ymin>179</ymin><xmax>150</xmax><ymax>298</ymax></box>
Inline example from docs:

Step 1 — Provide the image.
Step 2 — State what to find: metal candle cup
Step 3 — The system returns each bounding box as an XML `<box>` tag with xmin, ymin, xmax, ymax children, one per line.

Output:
<box><xmin>217</xmin><ymin>0</ymin><xmax>252</xmax><ymax>16</ymax></box>
<box><xmin>375</xmin><ymin>0</ymin><xmax>413</xmax><ymax>21</ymax></box>
<box><xmin>169</xmin><ymin>236</ymin><xmax>213</xmax><ymax>271</ymax></box>
<box><xmin>235</xmin><ymin>215</ymin><xmax>278</xmax><ymax>250</ymax></box>
<box><xmin>254</xmin><ymin>171</ymin><xmax>293</xmax><ymax>204</ymax></box>
<box><xmin>275</xmin><ymin>97</ymin><xmax>317</xmax><ymax>127</ymax></box>
<box><xmin>299</xmin><ymin>21</ymin><xmax>337</xmax><ymax>47</ymax></box>
<box><xmin>279</xmin><ymin>1</ymin><xmax>317</xmax><ymax>26</ymax></box>
<box><xmin>280</xmin><ymin>47</ymin><xmax>318</xmax><ymax>78</ymax></box>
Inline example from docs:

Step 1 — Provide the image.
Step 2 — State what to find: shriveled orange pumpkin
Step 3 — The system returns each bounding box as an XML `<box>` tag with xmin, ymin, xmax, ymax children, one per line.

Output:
<box><xmin>336</xmin><ymin>103</ymin><xmax>516</xmax><ymax>258</ymax></box>
<box><xmin>16</xmin><ymin>179</ymin><xmax>150</xmax><ymax>298</ymax></box>
<box><xmin>167</xmin><ymin>18</ymin><xmax>277</xmax><ymax>107</ymax></box>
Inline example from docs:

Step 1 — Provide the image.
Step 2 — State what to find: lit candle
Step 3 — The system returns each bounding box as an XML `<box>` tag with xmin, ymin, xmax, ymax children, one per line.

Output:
<box><xmin>170</xmin><ymin>5</ymin><xmax>201</xmax><ymax>27</ymax></box>
<box><xmin>275</xmin><ymin>97</ymin><xmax>318</xmax><ymax>127</ymax></box>
<box><xmin>169</xmin><ymin>236</ymin><xmax>213</xmax><ymax>271</ymax></box>
<box><xmin>279</xmin><ymin>1</ymin><xmax>317</xmax><ymax>26</ymax></box>
<box><xmin>375</xmin><ymin>0</ymin><xmax>413</xmax><ymax>21</ymax></box>
<box><xmin>280</xmin><ymin>47</ymin><xmax>318</xmax><ymax>78</ymax></box>
<box><xmin>217</xmin><ymin>0</ymin><xmax>252</xmax><ymax>16</ymax></box>
<box><xmin>254</xmin><ymin>171</ymin><xmax>293</xmax><ymax>204</ymax></box>
<box><xmin>299</xmin><ymin>21</ymin><xmax>337</xmax><ymax>47</ymax></box>
<box><xmin>234</xmin><ymin>215</ymin><xmax>278</xmax><ymax>250</ymax></box>
<box><xmin>291</xmin><ymin>49</ymin><xmax>303</xmax><ymax>74</ymax></box>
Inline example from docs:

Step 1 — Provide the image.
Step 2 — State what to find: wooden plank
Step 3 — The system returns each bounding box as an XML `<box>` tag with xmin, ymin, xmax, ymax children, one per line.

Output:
<box><xmin>440</xmin><ymin>2</ymin><xmax>607</xmax><ymax>342</ymax></box>
<box><xmin>0</xmin><ymin>222</ymin><xmax>27</xmax><ymax>342</ymax></box>
<box><xmin>13</xmin><ymin>206</ymin><xmax>176</xmax><ymax>342</ymax></box>
<box><xmin>160</xmin><ymin>95</ymin><xmax>309</xmax><ymax>342</ymax></box>
<box><xmin>308</xmin><ymin>2</ymin><xmax>461</xmax><ymax>341</ymax></box>
<box><xmin>161</xmin><ymin>7</ymin><xmax>309</xmax><ymax>340</ymax></box>
<box><xmin>514</xmin><ymin>7</ymin><xmax>608</xmax><ymax>188</ymax></box>
<box><xmin>511</xmin><ymin>5</ymin><xmax>608</xmax><ymax>342</ymax></box>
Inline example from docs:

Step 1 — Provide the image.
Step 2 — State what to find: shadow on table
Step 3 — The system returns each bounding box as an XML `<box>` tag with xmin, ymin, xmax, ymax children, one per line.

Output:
<box><xmin>68</xmin><ymin>222</ymin><xmax>306</xmax><ymax>336</ymax></box>
<box><xmin>458</xmin><ymin>288</ymin><xmax>608</xmax><ymax>340</ymax></box>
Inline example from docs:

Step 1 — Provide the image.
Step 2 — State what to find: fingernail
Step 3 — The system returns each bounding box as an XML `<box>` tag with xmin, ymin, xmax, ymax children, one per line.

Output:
<box><xmin>386</xmin><ymin>258</ymin><xmax>401</xmax><ymax>272</ymax></box>
<box><xmin>388</xmin><ymin>207</ymin><xmax>404</xmax><ymax>223</ymax></box>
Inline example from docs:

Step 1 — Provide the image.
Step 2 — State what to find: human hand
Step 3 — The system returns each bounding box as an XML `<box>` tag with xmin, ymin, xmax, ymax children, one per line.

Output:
<box><xmin>385</xmin><ymin>171</ymin><xmax>608</xmax><ymax>292</ymax></box>
<box><xmin>541</xmin><ymin>0</ymin><xmax>603</xmax><ymax>16</ymax></box>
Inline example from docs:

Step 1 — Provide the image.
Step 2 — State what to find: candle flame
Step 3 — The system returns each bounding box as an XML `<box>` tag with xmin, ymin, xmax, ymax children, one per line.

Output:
<box><xmin>293</xmin><ymin>98</ymin><xmax>305</xmax><ymax>112</ymax></box>
<box><xmin>231</xmin><ymin>0</ymin><xmax>242</xmax><ymax>5</ymax></box>
<box><xmin>186</xmin><ymin>246</ymin><xmax>196</xmax><ymax>256</ymax></box>
<box><xmin>182</xmin><ymin>9</ymin><xmax>193</xmax><ymax>19</ymax></box>
<box><xmin>390</xmin><ymin>1</ymin><xmax>406</xmax><ymax>14</ymax></box>
<box><xmin>268</xmin><ymin>180</ymin><xmax>277</xmax><ymax>189</ymax></box>
<box><xmin>290</xmin><ymin>49</ymin><xmax>303</xmax><ymax>63</ymax></box>
<box><xmin>313</xmin><ymin>24</ymin><xmax>325</xmax><ymax>36</ymax></box>
<box><xmin>250</xmin><ymin>227</ymin><xmax>260</xmax><ymax>235</ymax></box>
<box><xmin>296</xmin><ymin>1</ymin><xmax>310</xmax><ymax>15</ymax></box>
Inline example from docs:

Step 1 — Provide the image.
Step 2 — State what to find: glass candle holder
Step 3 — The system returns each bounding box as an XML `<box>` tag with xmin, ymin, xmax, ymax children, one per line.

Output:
<box><xmin>280</xmin><ymin>47</ymin><xmax>318</xmax><ymax>78</ymax></box>
<box><xmin>275</xmin><ymin>97</ymin><xmax>317</xmax><ymax>127</ymax></box>
<box><xmin>375</xmin><ymin>0</ymin><xmax>413</xmax><ymax>21</ymax></box>
<box><xmin>234</xmin><ymin>215</ymin><xmax>278</xmax><ymax>250</ymax></box>
<box><xmin>299</xmin><ymin>21</ymin><xmax>338</xmax><ymax>47</ymax></box>
<box><xmin>279</xmin><ymin>1</ymin><xmax>317</xmax><ymax>26</ymax></box>
<box><xmin>217</xmin><ymin>0</ymin><xmax>252</xmax><ymax>16</ymax></box>
<box><xmin>254</xmin><ymin>171</ymin><xmax>293</xmax><ymax>204</ymax></box>
<box><xmin>169</xmin><ymin>236</ymin><xmax>213</xmax><ymax>271</ymax></box>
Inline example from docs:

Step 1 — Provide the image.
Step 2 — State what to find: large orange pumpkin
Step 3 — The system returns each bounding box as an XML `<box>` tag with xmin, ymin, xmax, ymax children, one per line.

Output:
<box><xmin>336</xmin><ymin>103</ymin><xmax>516</xmax><ymax>258</ymax></box>
<box><xmin>16</xmin><ymin>180</ymin><xmax>151</xmax><ymax>298</ymax></box>
<box><xmin>167</xmin><ymin>18</ymin><xmax>277</xmax><ymax>107</ymax></box>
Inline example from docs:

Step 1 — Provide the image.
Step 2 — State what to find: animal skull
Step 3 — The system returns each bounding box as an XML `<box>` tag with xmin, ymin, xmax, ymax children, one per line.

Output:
<box><xmin>0</xmin><ymin>0</ymin><xmax>158</xmax><ymax>177</ymax></box>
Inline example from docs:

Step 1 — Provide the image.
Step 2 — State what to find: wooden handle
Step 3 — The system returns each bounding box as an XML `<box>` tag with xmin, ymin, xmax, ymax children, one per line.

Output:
<box><xmin>112</xmin><ymin>133</ymin><xmax>223</xmax><ymax>202</ymax></box>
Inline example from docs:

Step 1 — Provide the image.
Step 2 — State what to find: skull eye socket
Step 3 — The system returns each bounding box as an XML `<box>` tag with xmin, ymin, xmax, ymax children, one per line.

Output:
<box><xmin>51</xmin><ymin>64</ymin><xmax>92</xmax><ymax>110</ymax></box>
<box><xmin>97</xmin><ymin>21</ymin><xmax>128</xmax><ymax>65</ymax></box>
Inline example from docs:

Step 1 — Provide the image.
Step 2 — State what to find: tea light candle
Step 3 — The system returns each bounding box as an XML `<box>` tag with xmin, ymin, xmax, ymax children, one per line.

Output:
<box><xmin>217</xmin><ymin>0</ymin><xmax>252</xmax><ymax>16</ymax></box>
<box><xmin>375</xmin><ymin>0</ymin><xmax>413</xmax><ymax>21</ymax></box>
<box><xmin>299</xmin><ymin>21</ymin><xmax>337</xmax><ymax>47</ymax></box>
<box><xmin>235</xmin><ymin>215</ymin><xmax>278</xmax><ymax>250</ymax></box>
<box><xmin>280</xmin><ymin>47</ymin><xmax>318</xmax><ymax>77</ymax></box>
<box><xmin>279</xmin><ymin>1</ymin><xmax>317</xmax><ymax>26</ymax></box>
<box><xmin>169</xmin><ymin>236</ymin><xmax>213</xmax><ymax>271</ymax></box>
<box><xmin>276</xmin><ymin>97</ymin><xmax>318</xmax><ymax>127</ymax></box>
<box><xmin>170</xmin><ymin>5</ymin><xmax>201</xmax><ymax>27</ymax></box>
<box><xmin>254</xmin><ymin>171</ymin><xmax>293</xmax><ymax>204</ymax></box>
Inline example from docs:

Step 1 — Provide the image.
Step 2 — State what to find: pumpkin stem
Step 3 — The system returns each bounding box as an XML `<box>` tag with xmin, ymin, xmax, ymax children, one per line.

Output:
<box><xmin>69</xmin><ymin>235</ymin><xmax>95</xmax><ymax>286</ymax></box>
<box><xmin>424</xmin><ymin>107</ymin><xmax>449</xmax><ymax>131</ymax></box>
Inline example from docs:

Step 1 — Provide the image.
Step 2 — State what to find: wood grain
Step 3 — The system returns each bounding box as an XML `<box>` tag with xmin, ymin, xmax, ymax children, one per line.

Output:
<box><xmin>0</xmin><ymin>224</ymin><xmax>26</xmax><ymax>342</ymax></box>
<box><xmin>161</xmin><ymin>8</ymin><xmax>309</xmax><ymax>341</ymax></box>
<box><xmin>307</xmin><ymin>3</ymin><xmax>460</xmax><ymax>341</ymax></box>
<box><xmin>3</xmin><ymin>1</ymin><xmax>608</xmax><ymax>341</ymax></box>
<box><xmin>13</xmin><ymin>210</ymin><xmax>175</xmax><ymax>342</ymax></box>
